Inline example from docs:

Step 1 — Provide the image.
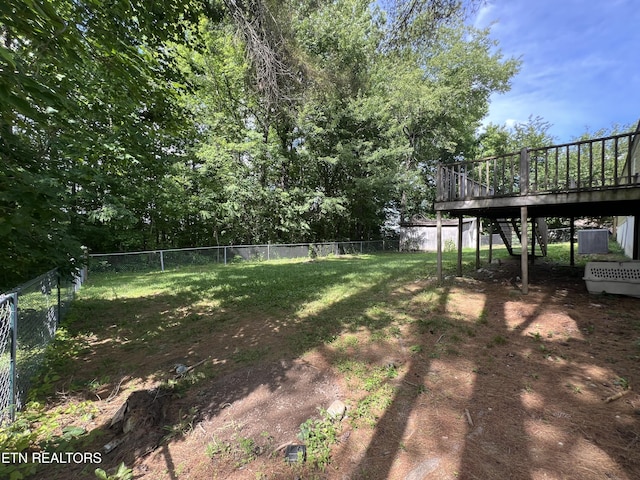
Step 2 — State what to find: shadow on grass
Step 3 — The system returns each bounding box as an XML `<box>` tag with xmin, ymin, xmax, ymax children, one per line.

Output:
<box><xmin>29</xmin><ymin>253</ymin><xmax>438</xmax><ymax>477</ymax></box>
<box><xmin>23</xmin><ymin>251</ymin><xmax>640</xmax><ymax>479</ymax></box>
<box><xmin>347</xmin><ymin>271</ymin><xmax>640</xmax><ymax>479</ymax></box>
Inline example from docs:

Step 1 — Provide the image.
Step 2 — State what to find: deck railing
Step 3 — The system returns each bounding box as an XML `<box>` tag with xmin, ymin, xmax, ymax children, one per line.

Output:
<box><xmin>437</xmin><ymin>126</ymin><xmax>640</xmax><ymax>203</ymax></box>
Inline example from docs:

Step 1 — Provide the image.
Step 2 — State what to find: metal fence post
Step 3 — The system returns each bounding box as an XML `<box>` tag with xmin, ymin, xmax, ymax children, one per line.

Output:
<box><xmin>159</xmin><ymin>250</ymin><xmax>165</xmax><ymax>272</ymax></box>
<box><xmin>224</xmin><ymin>246</ymin><xmax>227</xmax><ymax>265</ymax></box>
<box><xmin>56</xmin><ymin>269</ymin><xmax>61</xmax><ymax>328</ymax></box>
<box><xmin>9</xmin><ymin>292</ymin><xmax>18</xmax><ymax>422</ymax></box>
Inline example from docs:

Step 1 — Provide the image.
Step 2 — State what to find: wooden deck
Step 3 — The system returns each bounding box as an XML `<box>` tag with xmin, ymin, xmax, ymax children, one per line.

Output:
<box><xmin>432</xmin><ymin>124</ymin><xmax>640</xmax><ymax>292</ymax></box>
<box><xmin>434</xmin><ymin>128</ymin><xmax>640</xmax><ymax>218</ymax></box>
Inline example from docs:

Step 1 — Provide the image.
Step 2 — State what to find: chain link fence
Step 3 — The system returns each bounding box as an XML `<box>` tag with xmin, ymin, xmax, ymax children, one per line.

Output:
<box><xmin>0</xmin><ymin>293</ymin><xmax>17</xmax><ymax>425</ymax></box>
<box><xmin>0</xmin><ymin>268</ymin><xmax>86</xmax><ymax>424</ymax></box>
<box><xmin>88</xmin><ymin>240</ymin><xmax>399</xmax><ymax>273</ymax></box>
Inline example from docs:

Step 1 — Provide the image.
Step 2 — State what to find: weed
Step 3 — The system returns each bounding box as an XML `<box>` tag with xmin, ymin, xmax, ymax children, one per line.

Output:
<box><xmin>409</xmin><ymin>344</ymin><xmax>422</xmax><ymax>354</ymax></box>
<box><xmin>463</xmin><ymin>326</ymin><xmax>476</xmax><ymax>337</ymax></box>
<box><xmin>205</xmin><ymin>438</ymin><xmax>233</xmax><ymax>459</ymax></box>
<box><xmin>476</xmin><ymin>308</ymin><xmax>488</xmax><ymax>325</ymax></box>
<box><xmin>162</xmin><ymin>407</ymin><xmax>198</xmax><ymax>443</ymax></box>
<box><xmin>566</xmin><ymin>383</ymin><xmax>582</xmax><ymax>394</ymax></box>
<box><xmin>235</xmin><ymin>436</ymin><xmax>258</xmax><ymax>467</ymax></box>
<box><xmin>95</xmin><ymin>463</ymin><xmax>133</xmax><ymax>480</ymax></box>
<box><xmin>614</xmin><ymin>377</ymin><xmax>630</xmax><ymax>390</ymax></box>
<box><xmin>529</xmin><ymin>331</ymin><xmax>542</xmax><ymax>342</ymax></box>
<box><xmin>0</xmin><ymin>399</ymin><xmax>99</xmax><ymax>479</ymax></box>
<box><xmin>298</xmin><ymin>410</ymin><xmax>340</xmax><ymax>470</ymax></box>
<box><xmin>488</xmin><ymin>335</ymin><xmax>507</xmax><ymax>347</ymax></box>
<box><xmin>444</xmin><ymin>239</ymin><xmax>456</xmax><ymax>253</ymax></box>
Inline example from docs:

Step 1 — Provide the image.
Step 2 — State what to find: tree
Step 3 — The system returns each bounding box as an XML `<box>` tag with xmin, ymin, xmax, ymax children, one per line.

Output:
<box><xmin>0</xmin><ymin>0</ymin><xmax>199</xmax><ymax>287</ymax></box>
<box><xmin>1</xmin><ymin>0</ymin><xmax>522</xmax><ymax>286</ymax></box>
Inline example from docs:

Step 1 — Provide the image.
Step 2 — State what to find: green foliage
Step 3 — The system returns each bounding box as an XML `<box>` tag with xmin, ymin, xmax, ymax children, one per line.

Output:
<box><xmin>298</xmin><ymin>411</ymin><xmax>340</xmax><ymax>470</ymax></box>
<box><xmin>477</xmin><ymin>116</ymin><xmax>556</xmax><ymax>158</ymax></box>
<box><xmin>95</xmin><ymin>462</ymin><xmax>134</xmax><ymax>480</ymax></box>
<box><xmin>0</xmin><ymin>399</ymin><xmax>96</xmax><ymax>480</ymax></box>
<box><xmin>1</xmin><ymin>0</ymin><xmax>521</xmax><ymax>283</ymax></box>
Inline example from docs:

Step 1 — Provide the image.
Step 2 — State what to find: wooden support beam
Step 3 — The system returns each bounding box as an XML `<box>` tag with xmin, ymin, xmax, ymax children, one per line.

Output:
<box><xmin>570</xmin><ymin>217</ymin><xmax>575</xmax><ymax>266</ymax></box>
<box><xmin>475</xmin><ymin>217</ymin><xmax>481</xmax><ymax>269</ymax></box>
<box><xmin>633</xmin><ymin>215</ymin><xmax>639</xmax><ymax>260</ymax></box>
<box><xmin>457</xmin><ymin>216</ymin><xmax>463</xmax><ymax>276</ymax></box>
<box><xmin>521</xmin><ymin>207</ymin><xmax>529</xmax><ymax>294</ymax></box>
<box><xmin>437</xmin><ymin>211</ymin><xmax>443</xmax><ymax>282</ymax></box>
<box><xmin>488</xmin><ymin>219</ymin><xmax>493</xmax><ymax>264</ymax></box>
<box><xmin>531</xmin><ymin>217</ymin><xmax>536</xmax><ymax>265</ymax></box>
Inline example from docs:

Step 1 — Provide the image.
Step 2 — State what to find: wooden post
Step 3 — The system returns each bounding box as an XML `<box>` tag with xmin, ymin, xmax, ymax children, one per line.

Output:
<box><xmin>520</xmin><ymin>148</ymin><xmax>530</xmax><ymax>195</ymax></box>
<box><xmin>475</xmin><ymin>217</ymin><xmax>481</xmax><ymax>269</ymax></box>
<box><xmin>530</xmin><ymin>217</ymin><xmax>536</xmax><ymax>265</ymax></box>
<box><xmin>437</xmin><ymin>211</ymin><xmax>443</xmax><ymax>282</ymax></box>
<box><xmin>488</xmin><ymin>219</ymin><xmax>494</xmax><ymax>264</ymax></box>
<box><xmin>570</xmin><ymin>217</ymin><xmax>575</xmax><ymax>266</ymax></box>
<box><xmin>633</xmin><ymin>215</ymin><xmax>639</xmax><ymax>260</ymax></box>
<box><xmin>521</xmin><ymin>207</ymin><xmax>529</xmax><ymax>294</ymax></box>
<box><xmin>457</xmin><ymin>216</ymin><xmax>463</xmax><ymax>276</ymax></box>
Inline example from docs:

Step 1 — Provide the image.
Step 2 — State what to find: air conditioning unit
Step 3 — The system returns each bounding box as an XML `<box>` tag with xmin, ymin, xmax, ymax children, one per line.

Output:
<box><xmin>578</xmin><ymin>229</ymin><xmax>609</xmax><ymax>254</ymax></box>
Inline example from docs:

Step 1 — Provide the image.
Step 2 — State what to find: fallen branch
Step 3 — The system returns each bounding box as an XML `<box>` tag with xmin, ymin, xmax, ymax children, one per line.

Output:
<box><xmin>271</xmin><ymin>441</ymin><xmax>293</xmax><ymax>457</ymax></box>
<box><xmin>604</xmin><ymin>388</ymin><xmax>632</xmax><ymax>403</ymax></box>
<box><xmin>464</xmin><ymin>408</ymin><xmax>474</xmax><ymax>426</ymax></box>
<box><xmin>106</xmin><ymin>376</ymin><xmax>129</xmax><ymax>403</ymax></box>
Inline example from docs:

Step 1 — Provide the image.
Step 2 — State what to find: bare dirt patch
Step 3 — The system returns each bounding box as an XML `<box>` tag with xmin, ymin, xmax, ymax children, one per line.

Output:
<box><xmin>30</xmin><ymin>259</ymin><xmax>640</xmax><ymax>480</ymax></box>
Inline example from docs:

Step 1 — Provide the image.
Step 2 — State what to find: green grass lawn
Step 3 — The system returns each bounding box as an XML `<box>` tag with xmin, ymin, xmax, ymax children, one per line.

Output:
<box><xmin>16</xmin><ymin>241</ymin><xmax>630</xmax><ymax>407</ymax></box>
<box><xmin>3</xmin><ymin>243</ymin><xmax>634</xmax><ymax>479</ymax></box>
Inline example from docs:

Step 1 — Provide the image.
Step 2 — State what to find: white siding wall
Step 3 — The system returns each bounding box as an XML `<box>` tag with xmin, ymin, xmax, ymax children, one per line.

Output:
<box><xmin>616</xmin><ymin>216</ymin><xmax>636</xmax><ymax>258</ymax></box>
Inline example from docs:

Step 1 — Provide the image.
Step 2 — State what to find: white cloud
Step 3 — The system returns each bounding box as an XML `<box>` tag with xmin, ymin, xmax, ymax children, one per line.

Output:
<box><xmin>472</xmin><ymin>2</ymin><xmax>496</xmax><ymax>29</ymax></box>
<box><xmin>475</xmin><ymin>0</ymin><xmax>640</xmax><ymax>140</ymax></box>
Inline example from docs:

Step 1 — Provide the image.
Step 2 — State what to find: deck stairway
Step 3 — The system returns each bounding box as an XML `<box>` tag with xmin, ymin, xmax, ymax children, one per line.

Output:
<box><xmin>493</xmin><ymin>218</ymin><xmax>548</xmax><ymax>257</ymax></box>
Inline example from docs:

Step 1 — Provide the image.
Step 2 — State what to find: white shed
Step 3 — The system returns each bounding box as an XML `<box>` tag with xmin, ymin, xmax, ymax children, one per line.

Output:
<box><xmin>399</xmin><ymin>216</ymin><xmax>478</xmax><ymax>252</ymax></box>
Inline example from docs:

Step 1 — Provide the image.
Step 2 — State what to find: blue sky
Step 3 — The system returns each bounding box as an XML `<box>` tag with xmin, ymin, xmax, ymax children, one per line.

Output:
<box><xmin>472</xmin><ymin>0</ymin><xmax>640</xmax><ymax>141</ymax></box>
